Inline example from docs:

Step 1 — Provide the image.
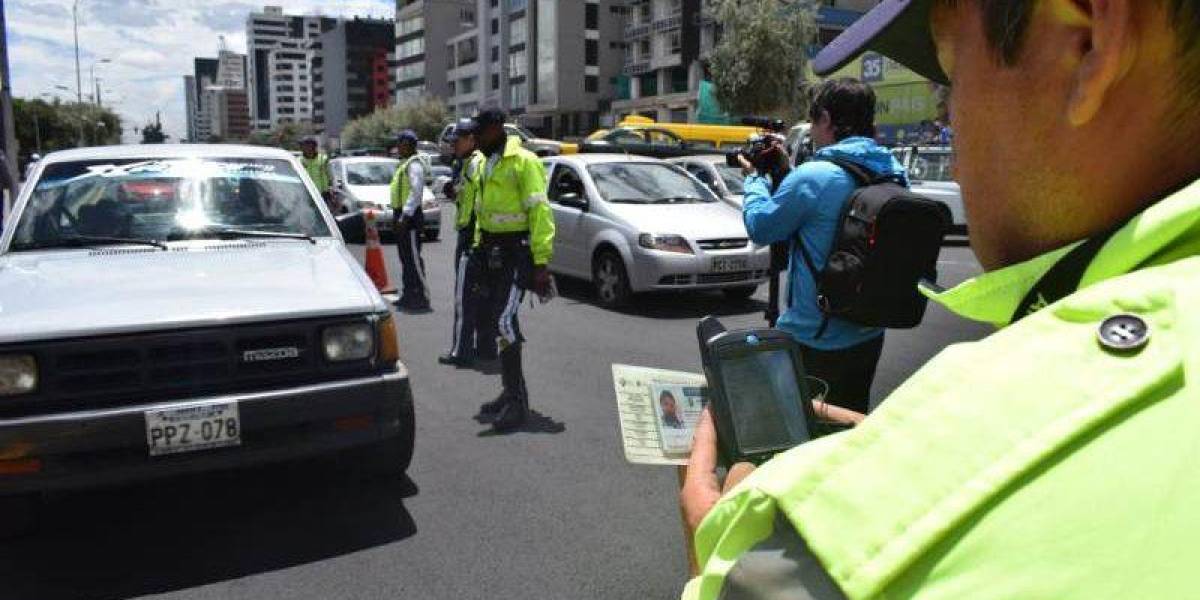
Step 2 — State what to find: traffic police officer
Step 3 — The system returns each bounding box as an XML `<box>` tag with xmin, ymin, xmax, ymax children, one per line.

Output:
<box><xmin>299</xmin><ymin>137</ymin><xmax>330</xmax><ymax>204</ymax></box>
<box><xmin>680</xmin><ymin>0</ymin><xmax>1200</xmax><ymax>597</ymax></box>
<box><xmin>470</xmin><ymin>109</ymin><xmax>555</xmax><ymax>432</ymax></box>
<box><xmin>440</xmin><ymin>118</ymin><xmax>494</xmax><ymax>366</ymax></box>
<box><xmin>389</xmin><ymin>130</ymin><xmax>432</xmax><ymax>312</ymax></box>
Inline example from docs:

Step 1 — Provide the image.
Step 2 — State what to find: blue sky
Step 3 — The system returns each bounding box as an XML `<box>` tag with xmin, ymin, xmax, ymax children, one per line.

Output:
<box><xmin>8</xmin><ymin>0</ymin><xmax>394</xmax><ymax>143</ymax></box>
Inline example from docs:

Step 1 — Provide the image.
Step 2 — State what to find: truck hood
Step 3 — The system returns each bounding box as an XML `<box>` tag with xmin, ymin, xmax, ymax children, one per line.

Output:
<box><xmin>0</xmin><ymin>240</ymin><xmax>383</xmax><ymax>344</ymax></box>
<box><xmin>604</xmin><ymin>201</ymin><xmax>748</xmax><ymax>241</ymax></box>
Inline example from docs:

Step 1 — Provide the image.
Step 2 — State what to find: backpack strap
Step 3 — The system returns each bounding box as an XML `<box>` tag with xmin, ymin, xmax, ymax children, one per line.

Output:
<box><xmin>821</xmin><ymin>157</ymin><xmax>906</xmax><ymax>187</ymax></box>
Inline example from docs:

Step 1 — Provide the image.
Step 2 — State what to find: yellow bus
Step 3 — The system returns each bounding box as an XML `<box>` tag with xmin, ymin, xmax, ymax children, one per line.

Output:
<box><xmin>605</xmin><ymin>116</ymin><xmax>761</xmax><ymax>150</ymax></box>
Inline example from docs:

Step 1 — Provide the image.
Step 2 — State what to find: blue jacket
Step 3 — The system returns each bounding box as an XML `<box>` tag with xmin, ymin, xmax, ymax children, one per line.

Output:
<box><xmin>743</xmin><ymin>136</ymin><xmax>908</xmax><ymax>351</ymax></box>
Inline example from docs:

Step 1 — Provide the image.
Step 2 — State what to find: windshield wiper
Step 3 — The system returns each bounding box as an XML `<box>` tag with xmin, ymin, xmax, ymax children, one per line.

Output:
<box><xmin>205</xmin><ymin>228</ymin><xmax>317</xmax><ymax>244</ymax></box>
<box><xmin>606</xmin><ymin>198</ymin><xmax>650</xmax><ymax>204</ymax></box>
<box><xmin>44</xmin><ymin>235</ymin><xmax>169</xmax><ymax>251</ymax></box>
<box><xmin>651</xmin><ymin>196</ymin><xmax>706</xmax><ymax>204</ymax></box>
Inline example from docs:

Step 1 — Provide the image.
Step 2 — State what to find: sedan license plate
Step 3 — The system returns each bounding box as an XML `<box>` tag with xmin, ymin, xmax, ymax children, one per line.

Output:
<box><xmin>145</xmin><ymin>403</ymin><xmax>241</xmax><ymax>457</ymax></box>
<box><xmin>711</xmin><ymin>257</ymin><xmax>749</xmax><ymax>273</ymax></box>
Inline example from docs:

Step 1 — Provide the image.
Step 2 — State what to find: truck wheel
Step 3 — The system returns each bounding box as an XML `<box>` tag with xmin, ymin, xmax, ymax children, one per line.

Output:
<box><xmin>0</xmin><ymin>493</ymin><xmax>38</xmax><ymax>538</ymax></box>
<box><xmin>723</xmin><ymin>285</ymin><xmax>758</xmax><ymax>301</ymax></box>
<box><xmin>593</xmin><ymin>250</ymin><xmax>632</xmax><ymax>308</ymax></box>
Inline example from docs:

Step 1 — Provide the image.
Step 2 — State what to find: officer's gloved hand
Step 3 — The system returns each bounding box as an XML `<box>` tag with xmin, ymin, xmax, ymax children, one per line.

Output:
<box><xmin>532</xmin><ymin>266</ymin><xmax>553</xmax><ymax>299</ymax></box>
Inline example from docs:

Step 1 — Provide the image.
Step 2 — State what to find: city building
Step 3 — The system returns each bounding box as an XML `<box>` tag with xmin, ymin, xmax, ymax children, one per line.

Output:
<box><xmin>394</xmin><ymin>0</ymin><xmax>478</xmax><ymax>103</ymax></box>
<box><xmin>246</xmin><ymin>6</ymin><xmax>337</xmax><ymax>132</ymax></box>
<box><xmin>184</xmin><ymin>50</ymin><xmax>250</xmax><ymax>142</ymax></box>
<box><xmin>612</xmin><ymin>0</ymin><xmax>880</xmax><ymax>124</ymax></box>
<box><xmin>312</xmin><ymin>17</ymin><xmax>395</xmax><ymax>141</ymax></box>
<box><xmin>442</xmin><ymin>0</ymin><xmax>628</xmax><ymax>139</ymax></box>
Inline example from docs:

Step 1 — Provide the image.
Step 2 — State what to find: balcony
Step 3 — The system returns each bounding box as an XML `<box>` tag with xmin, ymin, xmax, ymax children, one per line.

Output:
<box><xmin>652</xmin><ymin>14</ymin><xmax>682</xmax><ymax>32</ymax></box>
<box><xmin>624</xmin><ymin>23</ymin><xmax>651</xmax><ymax>38</ymax></box>
<box><xmin>622</xmin><ymin>61</ymin><xmax>651</xmax><ymax>76</ymax></box>
<box><xmin>650</xmin><ymin>52</ymin><xmax>681</xmax><ymax>70</ymax></box>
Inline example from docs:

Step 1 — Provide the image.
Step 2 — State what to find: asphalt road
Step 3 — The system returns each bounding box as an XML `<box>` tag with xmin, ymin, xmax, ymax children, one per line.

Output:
<box><xmin>0</xmin><ymin>218</ymin><xmax>991</xmax><ymax>600</ymax></box>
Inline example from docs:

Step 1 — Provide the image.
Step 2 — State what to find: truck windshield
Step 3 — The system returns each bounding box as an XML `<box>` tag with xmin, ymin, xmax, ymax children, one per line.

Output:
<box><xmin>10</xmin><ymin>157</ymin><xmax>331</xmax><ymax>252</ymax></box>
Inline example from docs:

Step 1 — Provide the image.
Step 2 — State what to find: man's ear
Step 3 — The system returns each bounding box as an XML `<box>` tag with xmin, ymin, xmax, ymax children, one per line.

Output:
<box><xmin>1046</xmin><ymin>0</ymin><xmax>1137</xmax><ymax>126</ymax></box>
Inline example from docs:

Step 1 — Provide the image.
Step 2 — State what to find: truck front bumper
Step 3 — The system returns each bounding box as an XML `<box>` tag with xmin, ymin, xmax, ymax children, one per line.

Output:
<box><xmin>0</xmin><ymin>362</ymin><xmax>413</xmax><ymax>495</ymax></box>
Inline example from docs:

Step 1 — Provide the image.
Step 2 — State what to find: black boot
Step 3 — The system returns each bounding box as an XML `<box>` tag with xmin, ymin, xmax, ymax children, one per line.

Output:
<box><xmin>478</xmin><ymin>392</ymin><xmax>510</xmax><ymax>416</ymax></box>
<box><xmin>491</xmin><ymin>343</ymin><xmax>529</xmax><ymax>432</ymax></box>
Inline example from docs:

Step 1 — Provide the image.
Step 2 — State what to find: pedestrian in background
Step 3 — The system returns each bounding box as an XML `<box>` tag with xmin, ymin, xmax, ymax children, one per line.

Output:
<box><xmin>440</xmin><ymin>118</ymin><xmax>494</xmax><ymax>366</ymax></box>
<box><xmin>740</xmin><ymin>78</ymin><xmax>906</xmax><ymax>414</ymax></box>
<box><xmin>299</xmin><ymin>137</ymin><xmax>330</xmax><ymax>204</ymax></box>
<box><xmin>389</xmin><ymin>130</ymin><xmax>432</xmax><ymax>313</ymax></box>
<box><xmin>470</xmin><ymin>109</ymin><xmax>555</xmax><ymax>432</ymax></box>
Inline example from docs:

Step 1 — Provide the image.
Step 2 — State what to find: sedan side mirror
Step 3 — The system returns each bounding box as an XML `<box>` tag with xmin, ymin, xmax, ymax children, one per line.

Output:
<box><xmin>558</xmin><ymin>191</ymin><xmax>588</xmax><ymax>211</ymax></box>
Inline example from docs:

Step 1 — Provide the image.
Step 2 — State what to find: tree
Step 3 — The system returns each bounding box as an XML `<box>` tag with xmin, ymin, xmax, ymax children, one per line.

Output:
<box><xmin>706</xmin><ymin>0</ymin><xmax>818</xmax><ymax>122</ymax></box>
<box><xmin>13</xmin><ymin>98</ymin><xmax>122</xmax><ymax>157</ymax></box>
<box><xmin>246</xmin><ymin>121</ymin><xmax>316</xmax><ymax>150</ymax></box>
<box><xmin>340</xmin><ymin>97</ymin><xmax>449</xmax><ymax>151</ymax></box>
<box><xmin>140</xmin><ymin>111</ymin><xmax>168</xmax><ymax>144</ymax></box>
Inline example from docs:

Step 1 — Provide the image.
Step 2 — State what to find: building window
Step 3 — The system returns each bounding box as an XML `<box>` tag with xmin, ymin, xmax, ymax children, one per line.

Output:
<box><xmin>585</xmin><ymin>75</ymin><xmax>598</xmax><ymax>93</ymax></box>
<box><xmin>509</xmin><ymin>0</ymin><xmax>527</xmax><ymax>12</ymax></box>
<box><xmin>639</xmin><ymin>72</ymin><xmax>657</xmax><ymax>97</ymax></box>
<box><xmin>397</xmin><ymin>37</ymin><xmax>424</xmax><ymax>59</ymax></box>
<box><xmin>510</xmin><ymin>16</ymin><xmax>527</xmax><ymax>45</ymax></box>
<box><xmin>449</xmin><ymin>81</ymin><xmax>457</xmax><ymax>96</ymax></box>
<box><xmin>491</xmin><ymin>0</ymin><xmax>498</xmax><ymax>7</ymax></box>
<box><xmin>508</xmin><ymin>49</ymin><xmax>527</xmax><ymax>79</ymax></box>
<box><xmin>669</xmin><ymin>30</ymin><xmax>682</xmax><ymax>53</ymax></box>
<box><xmin>585</xmin><ymin>3</ymin><xmax>599</xmax><ymax>29</ymax></box>
<box><xmin>397</xmin><ymin>62</ymin><xmax>425</xmax><ymax>82</ymax></box>
<box><xmin>491</xmin><ymin>18</ymin><xmax>499</xmax><ymax>34</ymax></box>
<box><xmin>398</xmin><ymin>15</ymin><xmax>424</xmax><ymax>36</ymax></box>
<box><xmin>491</xmin><ymin>46</ymin><xmax>499</xmax><ymax>63</ymax></box>
<box><xmin>492</xmin><ymin>74</ymin><xmax>500</xmax><ymax>89</ymax></box>
<box><xmin>585</xmin><ymin>39</ymin><xmax>598</xmax><ymax>66</ymax></box>
<box><xmin>461</xmin><ymin>8</ymin><xmax>476</xmax><ymax>26</ymax></box>
<box><xmin>457</xmin><ymin>38</ymin><xmax>478</xmax><ymax>66</ymax></box>
<box><xmin>670</xmin><ymin>66</ymin><xmax>688</xmax><ymax>93</ymax></box>
<box><xmin>638</xmin><ymin>39</ymin><xmax>651</xmax><ymax>61</ymax></box>
<box><xmin>509</xmin><ymin>83</ymin><xmax>526</xmax><ymax>108</ymax></box>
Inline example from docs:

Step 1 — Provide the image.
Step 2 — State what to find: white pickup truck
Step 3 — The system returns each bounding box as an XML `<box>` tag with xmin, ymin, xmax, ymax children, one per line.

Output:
<box><xmin>0</xmin><ymin>144</ymin><xmax>414</xmax><ymax>531</ymax></box>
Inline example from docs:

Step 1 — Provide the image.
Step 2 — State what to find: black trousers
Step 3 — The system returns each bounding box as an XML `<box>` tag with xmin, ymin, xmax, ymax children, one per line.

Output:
<box><xmin>449</xmin><ymin>228</ymin><xmax>494</xmax><ymax>359</ymax></box>
<box><xmin>477</xmin><ymin>233</ymin><xmax>534</xmax><ymax>404</ymax></box>
<box><xmin>395</xmin><ymin>211</ymin><xmax>430</xmax><ymax>308</ymax></box>
<box><xmin>799</xmin><ymin>334</ymin><xmax>885</xmax><ymax>415</ymax></box>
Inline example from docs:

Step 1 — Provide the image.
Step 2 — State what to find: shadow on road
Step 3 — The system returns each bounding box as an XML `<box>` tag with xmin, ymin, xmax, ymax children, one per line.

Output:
<box><xmin>0</xmin><ymin>457</ymin><xmax>418</xmax><ymax>600</ymax></box>
<box><xmin>554</xmin><ymin>276</ymin><xmax>768</xmax><ymax>319</ymax></box>
<box><xmin>474</xmin><ymin>410</ymin><xmax>566</xmax><ymax>436</ymax></box>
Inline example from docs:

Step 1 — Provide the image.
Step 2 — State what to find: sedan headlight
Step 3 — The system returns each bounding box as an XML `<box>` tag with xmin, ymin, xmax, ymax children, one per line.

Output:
<box><xmin>638</xmin><ymin>234</ymin><xmax>694</xmax><ymax>255</ymax></box>
<box><xmin>322</xmin><ymin>323</ymin><xmax>375</xmax><ymax>362</ymax></box>
<box><xmin>0</xmin><ymin>354</ymin><xmax>37</xmax><ymax>396</ymax></box>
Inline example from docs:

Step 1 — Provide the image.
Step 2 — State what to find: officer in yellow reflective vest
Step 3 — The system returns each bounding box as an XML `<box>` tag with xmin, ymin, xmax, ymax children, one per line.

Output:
<box><xmin>470</xmin><ymin>109</ymin><xmax>555</xmax><ymax>432</ymax></box>
<box><xmin>389</xmin><ymin>130</ymin><xmax>432</xmax><ymax>312</ymax></box>
<box><xmin>678</xmin><ymin>0</ymin><xmax>1200</xmax><ymax>598</ymax></box>
<box><xmin>299</xmin><ymin>137</ymin><xmax>330</xmax><ymax>205</ymax></box>
<box><xmin>440</xmin><ymin>118</ymin><xmax>493</xmax><ymax>366</ymax></box>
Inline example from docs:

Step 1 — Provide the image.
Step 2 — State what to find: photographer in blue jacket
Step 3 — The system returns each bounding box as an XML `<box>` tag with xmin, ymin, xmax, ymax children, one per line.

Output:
<box><xmin>740</xmin><ymin>78</ymin><xmax>908</xmax><ymax>414</ymax></box>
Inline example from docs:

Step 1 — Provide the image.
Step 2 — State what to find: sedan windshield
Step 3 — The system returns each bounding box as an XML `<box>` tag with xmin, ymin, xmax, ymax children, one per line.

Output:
<box><xmin>11</xmin><ymin>157</ymin><xmax>331</xmax><ymax>251</ymax></box>
<box><xmin>715</xmin><ymin>164</ymin><xmax>745</xmax><ymax>193</ymax></box>
<box><xmin>345</xmin><ymin>161</ymin><xmax>399</xmax><ymax>186</ymax></box>
<box><xmin>587</xmin><ymin>163</ymin><xmax>718</xmax><ymax>204</ymax></box>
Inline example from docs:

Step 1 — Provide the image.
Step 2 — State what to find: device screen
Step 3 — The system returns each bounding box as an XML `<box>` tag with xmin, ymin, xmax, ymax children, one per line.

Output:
<box><xmin>716</xmin><ymin>349</ymin><xmax>811</xmax><ymax>453</ymax></box>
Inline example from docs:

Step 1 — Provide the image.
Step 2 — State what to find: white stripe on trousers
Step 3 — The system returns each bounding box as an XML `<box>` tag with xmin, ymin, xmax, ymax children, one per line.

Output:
<box><xmin>450</xmin><ymin>251</ymin><xmax>469</xmax><ymax>355</ymax></box>
<box><xmin>409</xmin><ymin>227</ymin><xmax>430</xmax><ymax>303</ymax></box>
<box><xmin>498</xmin><ymin>275</ymin><xmax>522</xmax><ymax>345</ymax></box>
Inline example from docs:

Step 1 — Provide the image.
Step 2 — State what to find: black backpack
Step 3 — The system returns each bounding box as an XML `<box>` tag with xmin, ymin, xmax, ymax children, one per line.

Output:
<box><xmin>795</xmin><ymin>158</ymin><xmax>950</xmax><ymax>338</ymax></box>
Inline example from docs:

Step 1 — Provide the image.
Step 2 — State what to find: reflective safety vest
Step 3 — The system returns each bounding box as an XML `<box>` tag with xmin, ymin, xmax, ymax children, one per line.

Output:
<box><xmin>474</xmin><ymin>136</ymin><xmax>555</xmax><ymax>265</ymax></box>
<box><xmin>684</xmin><ymin>177</ymin><xmax>1200</xmax><ymax>599</ymax></box>
<box><xmin>456</xmin><ymin>150</ymin><xmax>485</xmax><ymax>231</ymax></box>
<box><xmin>301</xmin><ymin>153</ymin><xmax>330</xmax><ymax>192</ymax></box>
<box><xmin>389</xmin><ymin>153</ymin><xmax>428</xmax><ymax>211</ymax></box>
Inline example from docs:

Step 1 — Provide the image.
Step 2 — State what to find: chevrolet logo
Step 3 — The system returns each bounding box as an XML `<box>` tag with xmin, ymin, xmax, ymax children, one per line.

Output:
<box><xmin>242</xmin><ymin>347</ymin><xmax>300</xmax><ymax>363</ymax></box>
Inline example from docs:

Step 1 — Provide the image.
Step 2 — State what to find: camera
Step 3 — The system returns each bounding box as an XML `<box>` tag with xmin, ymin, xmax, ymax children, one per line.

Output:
<box><xmin>725</xmin><ymin>117</ymin><xmax>789</xmax><ymax>171</ymax></box>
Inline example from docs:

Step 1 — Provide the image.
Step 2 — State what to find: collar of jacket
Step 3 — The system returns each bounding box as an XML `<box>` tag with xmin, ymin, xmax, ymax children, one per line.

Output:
<box><xmin>923</xmin><ymin>177</ymin><xmax>1200</xmax><ymax>328</ymax></box>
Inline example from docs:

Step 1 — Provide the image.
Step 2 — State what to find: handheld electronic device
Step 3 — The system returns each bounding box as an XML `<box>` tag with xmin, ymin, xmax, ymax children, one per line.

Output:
<box><xmin>696</xmin><ymin>316</ymin><xmax>818</xmax><ymax>466</ymax></box>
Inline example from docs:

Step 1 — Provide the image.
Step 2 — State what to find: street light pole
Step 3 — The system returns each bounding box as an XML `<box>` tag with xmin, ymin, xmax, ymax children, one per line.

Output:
<box><xmin>73</xmin><ymin>0</ymin><xmax>83</xmax><ymax>104</ymax></box>
<box><xmin>90</xmin><ymin>58</ymin><xmax>110</xmax><ymax>107</ymax></box>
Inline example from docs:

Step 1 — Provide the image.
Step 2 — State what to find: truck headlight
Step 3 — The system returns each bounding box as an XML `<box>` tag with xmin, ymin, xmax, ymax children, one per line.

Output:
<box><xmin>322</xmin><ymin>324</ymin><xmax>375</xmax><ymax>362</ymax></box>
<box><xmin>0</xmin><ymin>354</ymin><xmax>37</xmax><ymax>396</ymax></box>
<box><xmin>638</xmin><ymin>234</ymin><xmax>693</xmax><ymax>254</ymax></box>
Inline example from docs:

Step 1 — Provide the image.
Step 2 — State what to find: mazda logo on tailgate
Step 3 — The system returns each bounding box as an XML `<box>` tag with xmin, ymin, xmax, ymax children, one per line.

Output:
<box><xmin>242</xmin><ymin>347</ymin><xmax>300</xmax><ymax>363</ymax></box>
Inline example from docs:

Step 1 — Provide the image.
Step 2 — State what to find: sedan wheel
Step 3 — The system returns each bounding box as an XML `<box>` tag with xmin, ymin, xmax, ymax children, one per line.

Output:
<box><xmin>593</xmin><ymin>251</ymin><xmax>632</xmax><ymax>308</ymax></box>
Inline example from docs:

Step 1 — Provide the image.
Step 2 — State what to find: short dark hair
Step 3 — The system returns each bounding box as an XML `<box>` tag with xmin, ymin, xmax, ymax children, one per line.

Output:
<box><xmin>809</xmin><ymin>78</ymin><xmax>876</xmax><ymax>140</ymax></box>
<box><xmin>955</xmin><ymin>0</ymin><xmax>1200</xmax><ymax>100</ymax></box>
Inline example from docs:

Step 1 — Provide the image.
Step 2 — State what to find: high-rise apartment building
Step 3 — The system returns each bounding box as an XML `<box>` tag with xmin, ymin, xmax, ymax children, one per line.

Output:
<box><xmin>440</xmin><ymin>0</ymin><xmax>628</xmax><ymax>138</ymax></box>
<box><xmin>246</xmin><ymin>6</ymin><xmax>337</xmax><ymax>131</ymax></box>
<box><xmin>184</xmin><ymin>51</ymin><xmax>250</xmax><ymax>142</ymax></box>
<box><xmin>313</xmin><ymin>18</ymin><xmax>396</xmax><ymax>140</ymax></box>
<box><xmin>394</xmin><ymin>0</ymin><xmax>478</xmax><ymax>102</ymax></box>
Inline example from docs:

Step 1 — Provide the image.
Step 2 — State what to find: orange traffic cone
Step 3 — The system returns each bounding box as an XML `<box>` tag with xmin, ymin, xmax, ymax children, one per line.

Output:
<box><xmin>363</xmin><ymin>209</ymin><xmax>397</xmax><ymax>295</ymax></box>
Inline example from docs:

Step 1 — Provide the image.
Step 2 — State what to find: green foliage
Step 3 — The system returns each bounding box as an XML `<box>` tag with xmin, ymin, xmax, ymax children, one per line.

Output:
<box><xmin>13</xmin><ymin>98</ymin><xmax>122</xmax><ymax>157</ymax></box>
<box><xmin>340</xmin><ymin>97</ymin><xmax>450</xmax><ymax>151</ymax></box>
<box><xmin>706</xmin><ymin>0</ymin><xmax>818</xmax><ymax>121</ymax></box>
<box><xmin>246</xmin><ymin>121</ymin><xmax>317</xmax><ymax>150</ymax></box>
<box><xmin>140</xmin><ymin>121</ymin><xmax>168</xmax><ymax>144</ymax></box>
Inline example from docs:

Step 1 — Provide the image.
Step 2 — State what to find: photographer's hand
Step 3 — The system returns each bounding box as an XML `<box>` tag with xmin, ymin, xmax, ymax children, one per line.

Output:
<box><xmin>681</xmin><ymin>409</ymin><xmax>756</xmax><ymax>533</ymax></box>
<box><xmin>737</xmin><ymin>154</ymin><xmax>755</xmax><ymax>177</ymax></box>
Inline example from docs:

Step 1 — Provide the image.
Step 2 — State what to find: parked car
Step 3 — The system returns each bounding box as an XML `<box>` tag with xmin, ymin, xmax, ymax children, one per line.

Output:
<box><xmin>578</xmin><ymin>127</ymin><xmax>707</xmax><ymax>159</ymax></box>
<box><xmin>668</xmin><ymin>155</ymin><xmax>747</xmax><ymax>207</ymax></box>
<box><xmin>542</xmin><ymin>154</ymin><xmax>770</xmax><ymax>307</ymax></box>
<box><xmin>0</xmin><ymin>144</ymin><xmax>415</xmax><ymax>529</ymax></box>
<box><xmin>784</xmin><ymin>123</ymin><xmax>813</xmax><ymax>166</ymax></box>
<box><xmin>892</xmin><ymin>145</ymin><xmax>967</xmax><ymax>238</ymax></box>
<box><xmin>603</xmin><ymin>116</ymin><xmax>758</xmax><ymax>150</ymax></box>
<box><xmin>438</xmin><ymin>122</ymin><xmax>576</xmax><ymax>161</ymax></box>
<box><xmin>329</xmin><ymin>156</ymin><xmax>441</xmax><ymax>241</ymax></box>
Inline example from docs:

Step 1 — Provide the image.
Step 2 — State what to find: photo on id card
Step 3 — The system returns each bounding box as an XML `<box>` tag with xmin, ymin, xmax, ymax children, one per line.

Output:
<box><xmin>650</xmin><ymin>383</ymin><xmax>706</xmax><ymax>453</ymax></box>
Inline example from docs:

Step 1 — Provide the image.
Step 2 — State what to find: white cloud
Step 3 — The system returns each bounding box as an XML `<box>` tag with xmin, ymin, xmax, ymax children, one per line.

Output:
<box><xmin>8</xmin><ymin>0</ymin><xmax>395</xmax><ymax>144</ymax></box>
